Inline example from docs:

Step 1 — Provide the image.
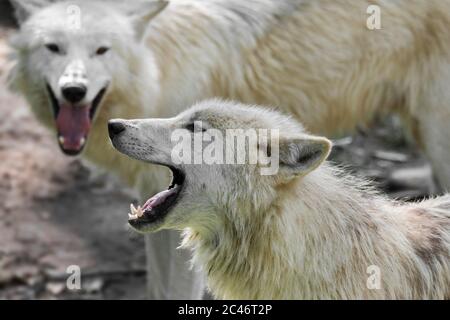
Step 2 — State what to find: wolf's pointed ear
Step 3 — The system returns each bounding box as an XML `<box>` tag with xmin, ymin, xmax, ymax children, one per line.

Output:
<box><xmin>277</xmin><ymin>134</ymin><xmax>332</xmax><ymax>177</ymax></box>
<box><xmin>10</xmin><ymin>0</ymin><xmax>48</xmax><ymax>25</ymax></box>
<box><xmin>127</xmin><ymin>0</ymin><xmax>169</xmax><ymax>41</ymax></box>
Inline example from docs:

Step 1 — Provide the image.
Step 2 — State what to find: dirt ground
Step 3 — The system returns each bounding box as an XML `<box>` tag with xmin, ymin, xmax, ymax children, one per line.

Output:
<box><xmin>0</xmin><ymin>19</ymin><xmax>437</xmax><ymax>299</ymax></box>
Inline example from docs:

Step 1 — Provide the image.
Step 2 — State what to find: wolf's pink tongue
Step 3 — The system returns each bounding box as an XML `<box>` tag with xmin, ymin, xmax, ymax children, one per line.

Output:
<box><xmin>56</xmin><ymin>104</ymin><xmax>91</xmax><ymax>151</ymax></box>
<box><xmin>142</xmin><ymin>188</ymin><xmax>177</xmax><ymax>212</ymax></box>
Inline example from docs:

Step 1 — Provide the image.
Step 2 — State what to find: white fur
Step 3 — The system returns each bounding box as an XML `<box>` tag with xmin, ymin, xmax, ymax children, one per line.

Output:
<box><xmin>8</xmin><ymin>0</ymin><xmax>450</xmax><ymax>298</ymax></box>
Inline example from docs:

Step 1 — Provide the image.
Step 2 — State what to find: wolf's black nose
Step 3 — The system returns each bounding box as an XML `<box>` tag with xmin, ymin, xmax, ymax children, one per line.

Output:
<box><xmin>62</xmin><ymin>85</ymin><xmax>87</xmax><ymax>103</ymax></box>
<box><xmin>108</xmin><ymin>121</ymin><xmax>126</xmax><ymax>139</ymax></box>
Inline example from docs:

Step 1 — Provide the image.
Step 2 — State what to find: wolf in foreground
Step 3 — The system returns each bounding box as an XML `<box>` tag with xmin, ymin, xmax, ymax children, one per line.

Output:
<box><xmin>9</xmin><ymin>0</ymin><xmax>450</xmax><ymax>298</ymax></box>
<box><xmin>109</xmin><ymin>99</ymin><xmax>450</xmax><ymax>299</ymax></box>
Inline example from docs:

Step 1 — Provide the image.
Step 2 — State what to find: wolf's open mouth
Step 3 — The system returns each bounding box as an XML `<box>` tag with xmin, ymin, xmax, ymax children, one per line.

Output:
<box><xmin>128</xmin><ymin>166</ymin><xmax>185</xmax><ymax>230</ymax></box>
<box><xmin>46</xmin><ymin>84</ymin><xmax>108</xmax><ymax>156</ymax></box>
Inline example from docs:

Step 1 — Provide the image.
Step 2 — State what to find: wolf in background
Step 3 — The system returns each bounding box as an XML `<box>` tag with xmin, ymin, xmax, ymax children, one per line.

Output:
<box><xmin>8</xmin><ymin>0</ymin><xmax>450</xmax><ymax>298</ymax></box>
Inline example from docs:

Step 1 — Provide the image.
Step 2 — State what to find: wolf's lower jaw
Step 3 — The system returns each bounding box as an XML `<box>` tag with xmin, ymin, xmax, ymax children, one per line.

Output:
<box><xmin>128</xmin><ymin>166</ymin><xmax>185</xmax><ymax>231</ymax></box>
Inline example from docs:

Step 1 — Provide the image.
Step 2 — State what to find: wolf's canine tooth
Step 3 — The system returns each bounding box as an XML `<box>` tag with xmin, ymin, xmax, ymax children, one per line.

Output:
<box><xmin>130</xmin><ymin>203</ymin><xmax>137</xmax><ymax>215</ymax></box>
<box><xmin>137</xmin><ymin>206</ymin><xmax>144</xmax><ymax>217</ymax></box>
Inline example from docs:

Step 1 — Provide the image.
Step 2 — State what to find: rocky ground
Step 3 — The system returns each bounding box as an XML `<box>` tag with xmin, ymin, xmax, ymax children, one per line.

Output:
<box><xmin>0</xmin><ymin>15</ymin><xmax>437</xmax><ymax>299</ymax></box>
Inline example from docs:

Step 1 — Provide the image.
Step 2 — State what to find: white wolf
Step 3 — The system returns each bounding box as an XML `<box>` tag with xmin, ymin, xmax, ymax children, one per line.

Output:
<box><xmin>8</xmin><ymin>0</ymin><xmax>450</xmax><ymax>298</ymax></box>
<box><xmin>109</xmin><ymin>99</ymin><xmax>450</xmax><ymax>299</ymax></box>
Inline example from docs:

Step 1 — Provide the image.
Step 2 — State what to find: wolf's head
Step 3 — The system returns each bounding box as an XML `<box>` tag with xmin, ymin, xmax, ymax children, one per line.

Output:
<box><xmin>9</xmin><ymin>0</ymin><xmax>168</xmax><ymax>155</ymax></box>
<box><xmin>109</xmin><ymin>99</ymin><xmax>332</xmax><ymax>233</ymax></box>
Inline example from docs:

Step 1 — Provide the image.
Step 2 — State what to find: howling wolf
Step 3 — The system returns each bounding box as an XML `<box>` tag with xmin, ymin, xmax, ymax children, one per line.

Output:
<box><xmin>8</xmin><ymin>0</ymin><xmax>450</xmax><ymax>298</ymax></box>
<box><xmin>109</xmin><ymin>99</ymin><xmax>450</xmax><ymax>299</ymax></box>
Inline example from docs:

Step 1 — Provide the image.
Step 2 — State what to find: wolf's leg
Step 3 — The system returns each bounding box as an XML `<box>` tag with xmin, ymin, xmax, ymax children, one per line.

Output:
<box><xmin>138</xmin><ymin>169</ymin><xmax>206</xmax><ymax>299</ymax></box>
<box><xmin>415</xmin><ymin>110</ymin><xmax>450</xmax><ymax>193</ymax></box>
<box><xmin>144</xmin><ymin>232</ymin><xmax>206</xmax><ymax>299</ymax></box>
<box><xmin>413</xmin><ymin>73</ymin><xmax>450</xmax><ymax>192</ymax></box>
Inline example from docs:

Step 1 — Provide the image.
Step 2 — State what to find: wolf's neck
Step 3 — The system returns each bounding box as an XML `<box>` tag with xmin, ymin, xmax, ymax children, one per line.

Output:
<box><xmin>185</xmin><ymin>166</ymin><xmax>391</xmax><ymax>299</ymax></box>
<box><xmin>145</xmin><ymin>0</ymin><xmax>297</xmax><ymax>115</ymax></box>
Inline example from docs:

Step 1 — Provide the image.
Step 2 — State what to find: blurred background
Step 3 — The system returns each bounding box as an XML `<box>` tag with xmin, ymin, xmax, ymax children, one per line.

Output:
<box><xmin>0</xmin><ymin>0</ymin><xmax>437</xmax><ymax>299</ymax></box>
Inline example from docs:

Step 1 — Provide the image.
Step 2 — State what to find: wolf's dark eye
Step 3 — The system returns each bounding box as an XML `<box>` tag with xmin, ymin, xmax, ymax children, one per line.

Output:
<box><xmin>184</xmin><ymin>123</ymin><xmax>195</xmax><ymax>132</ymax></box>
<box><xmin>96</xmin><ymin>47</ymin><xmax>110</xmax><ymax>55</ymax></box>
<box><xmin>45</xmin><ymin>43</ymin><xmax>60</xmax><ymax>54</ymax></box>
<box><xmin>184</xmin><ymin>122</ymin><xmax>206</xmax><ymax>132</ymax></box>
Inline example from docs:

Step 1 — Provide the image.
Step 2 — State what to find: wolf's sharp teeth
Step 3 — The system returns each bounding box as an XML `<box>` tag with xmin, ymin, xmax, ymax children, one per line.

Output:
<box><xmin>80</xmin><ymin>137</ymin><xmax>86</xmax><ymax>146</ymax></box>
<box><xmin>58</xmin><ymin>136</ymin><xmax>65</xmax><ymax>145</ymax></box>
<box><xmin>130</xmin><ymin>204</ymin><xmax>137</xmax><ymax>215</ymax></box>
<box><xmin>129</xmin><ymin>204</ymin><xmax>143</xmax><ymax>219</ymax></box>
